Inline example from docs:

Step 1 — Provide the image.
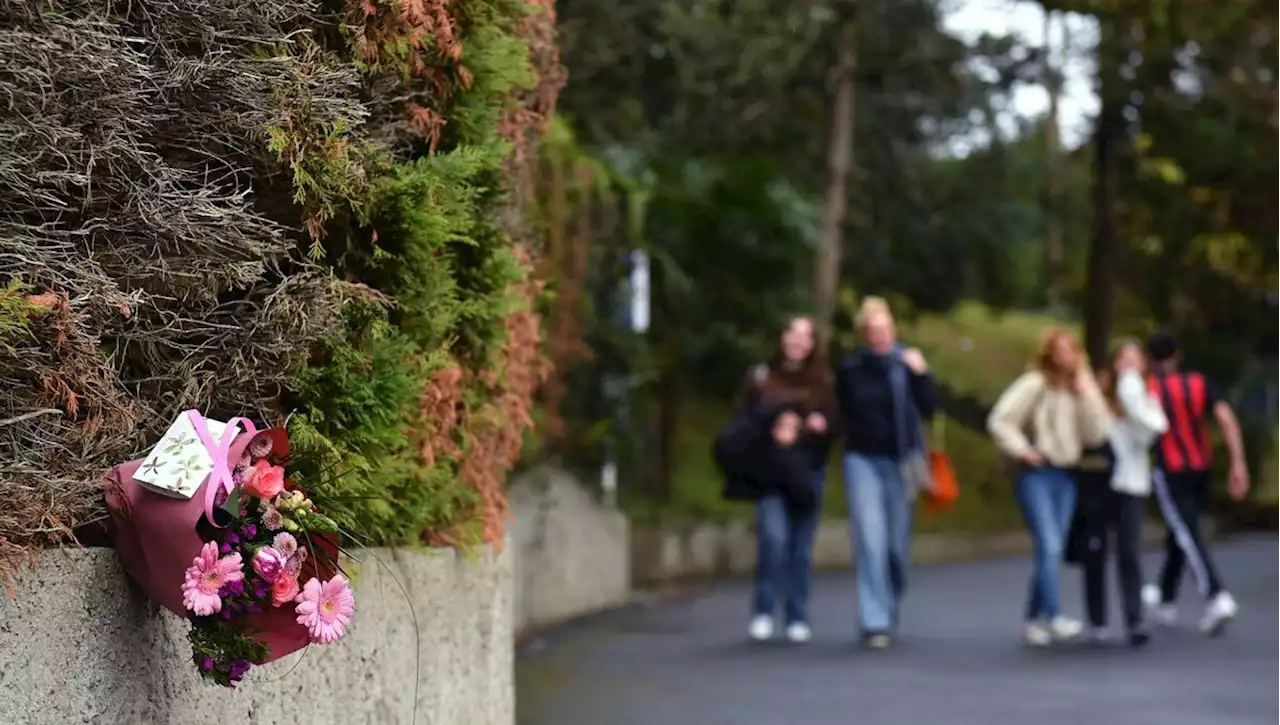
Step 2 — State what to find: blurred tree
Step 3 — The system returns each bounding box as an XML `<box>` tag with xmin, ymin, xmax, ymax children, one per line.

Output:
<box><xmin>555</xmin><ymin>0</ymin><xmax>1050</xmax><ymax>495</ymax></box>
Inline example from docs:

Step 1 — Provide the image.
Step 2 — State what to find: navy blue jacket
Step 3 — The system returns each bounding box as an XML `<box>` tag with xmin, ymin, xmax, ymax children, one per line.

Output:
<box><xmin>835</xmin><ymin>347</ymin><xmax>938</xmax><ymax>459</ymax></box>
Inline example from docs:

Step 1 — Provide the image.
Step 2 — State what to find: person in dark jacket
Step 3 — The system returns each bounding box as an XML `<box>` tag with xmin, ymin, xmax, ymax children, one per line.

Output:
<box><xmin>835</xmin><ymin>297</ymin><xmax>936</xmax><ymax>649</ymax></box>
<box><xmin>732</xmin><ymin>315</ymin><xmax>837</xmax><ymax>644</ymax></box>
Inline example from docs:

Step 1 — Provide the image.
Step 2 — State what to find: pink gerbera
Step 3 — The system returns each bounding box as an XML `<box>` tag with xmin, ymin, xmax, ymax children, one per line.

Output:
<box><xmin>295</xmin><ymin>575</ymin><xmax>355</xmax><ymax>644</ymax></box>
<box><xmin>182</xmin><ymin>542</ymin><xmax>244</xmax><ymax>616</ymax></box>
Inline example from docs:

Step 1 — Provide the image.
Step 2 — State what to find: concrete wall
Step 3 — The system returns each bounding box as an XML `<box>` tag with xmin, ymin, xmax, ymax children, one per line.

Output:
<box><xmin>632</xmin><ymin>519</ymin><xmax>1190</xmax><ymax>585</ymax></box>
<box><xmin>0</xmin><ymin>545</ymin><xmax>512</xmax><ymax>725</ymax></box>
<box><xmin>508</xmin><ymin>466</ymin><xmax>631</xmax><ymax>634</ymax></box>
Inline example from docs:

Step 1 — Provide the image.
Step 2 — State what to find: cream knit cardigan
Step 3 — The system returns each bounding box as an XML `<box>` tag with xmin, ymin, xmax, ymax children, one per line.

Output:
<box><xmin>987</xmin><ymin>370</ymin><xmax>1113</xmax><ymax>468</ymax></box>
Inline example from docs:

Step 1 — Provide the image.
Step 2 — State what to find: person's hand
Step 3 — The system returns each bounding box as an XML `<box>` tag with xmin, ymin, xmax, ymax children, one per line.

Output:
<box><xmin>1073</xmin><ymin>366</ymin><xmax>1099</xmax><ymax>396</ymax></box>
<box><xmin>1228</xmin><ymin>460</ymin><xmax>1250</xmax><ymax>501</ymax></box>
<box><xmin>805</xmin><ymin>412</ymin><xmax>827</xmax><ymax>434</ymax></box>
<box><xmin>902</xmin><ymin>347</ymin><xmax>928</xmax><ymax>374</ymax></box>
<box><xmin>773</xmin><ymin>411</ymin><xmax>801</xmax><ymax>447</ymax></box>
<box><xmin>1020</xmin><ymin>450</ymin><xmax>1045</xmax><ymax>468</ymax></box>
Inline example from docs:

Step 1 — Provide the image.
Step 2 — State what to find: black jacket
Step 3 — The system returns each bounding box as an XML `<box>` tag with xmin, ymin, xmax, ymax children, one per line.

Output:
<box><xmin>834</xmin><ymin>347</ymin><xmax>938</xmax><ymax>458</ymax></box>
<box><xmin>713</xmin><ymin>401</ymin><xmax>817</xmax><ymax>512</ymax></box>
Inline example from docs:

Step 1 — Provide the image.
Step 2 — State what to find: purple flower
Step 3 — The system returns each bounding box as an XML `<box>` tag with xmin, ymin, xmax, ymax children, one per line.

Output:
<box><xmin>253</xmin><ymin>582</ymin><xmax>269</xmax><ymax>599</ymax></box>
<box><xmin>200</xmin><ymin>657</ymin><xmax>213</xmax><ymax>672</ymax></box>
<box><xmin>220</xmin><ymin>608</ymin><xmax>234</xmax><ymax>620</ymax></box>
<box><xmin>252</xmin><ymin>547</ymin><xmax>286</xmax><ymax>583</ymax></box>
<box><xmin>241</xmin><ymin>524</ymin><xmax>258</xmax><ymax>540</ymax></box>
<box><xmin>228</xmin><ymin>659</ymin><xmax>252</xmax><ymax>680</ymax></box>
<box><xmin>245</xmin><ymin>602</ymin><xmax>263</xmax><ymax>615</ymax></box>
<box><xmin>219</xmin><ymin>543</ymin><xmax>232</xmax><ymax>555</ymax></box>
<box><xmin>226</xmin><ymin>533</ymin><xmax>240</xmax><ymax>547</ymax></box>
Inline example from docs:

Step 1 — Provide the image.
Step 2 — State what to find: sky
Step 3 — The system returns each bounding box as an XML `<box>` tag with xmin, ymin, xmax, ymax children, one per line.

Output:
<box><xmin>941</xmin><ymin>0</ymin><xmax>1100</xmax><ymax>151</ymax></box>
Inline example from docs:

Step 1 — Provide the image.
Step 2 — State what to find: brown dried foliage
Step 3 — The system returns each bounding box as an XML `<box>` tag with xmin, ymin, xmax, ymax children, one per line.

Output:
<box><xmin>416</xmin><ymin>364</ymin><xmax>464</xmax><ymax>469</ymax></box>
<box><xmin>0</xmin><ymin>0</ymin><xmax>363</xmax><ymax>574</ymax></box>
<box><xmin>532</xmin><ymin>154</ymin><xmax>601</xmax><ymax>438</ymax></box>
<box><xmin>348</xmin><ymin>0</ymin><xmax>465</xmax><ymax>152</ymax></box>
<box><xmin>501</xmin><ymin>0</ymin><xmax>567</xmax><ymax>182</ymax></box>
<box><xmin>427</xmin><ymin>247</ymin><xmax>549</xmax><ymax>550</ymax></box>
<box><xmin>419</xmin><ymin>1</ymin><xmax>562</xmax><ymax>548</ymax></box>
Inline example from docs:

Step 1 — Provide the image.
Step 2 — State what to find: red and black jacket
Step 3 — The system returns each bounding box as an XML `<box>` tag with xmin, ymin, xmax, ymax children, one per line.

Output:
<box><xmin>1146</xmin><ymin>371</ymin><xmax>1221</xmax><ymax>473</ymax></box>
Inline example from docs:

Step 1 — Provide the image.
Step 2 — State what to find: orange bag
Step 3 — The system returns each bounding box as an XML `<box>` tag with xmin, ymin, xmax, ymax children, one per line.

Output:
<box><xmin>922</xmin><ymin>415</ymin><xmax>959</xmax><ymax>514</ymax></box>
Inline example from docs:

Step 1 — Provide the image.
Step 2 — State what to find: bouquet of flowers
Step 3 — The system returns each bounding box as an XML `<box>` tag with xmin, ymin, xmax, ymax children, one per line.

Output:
<box><xmin>105</xmin><ymin>411</ymin><xmax>355</xmax><ymax>688</ymax></box>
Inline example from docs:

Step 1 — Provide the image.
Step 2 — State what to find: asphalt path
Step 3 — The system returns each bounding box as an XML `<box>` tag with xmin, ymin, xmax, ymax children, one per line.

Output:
<box><xmin>516</xmin><ymin>535</ymin><xmax>1278</xmax><ymax>725</ymax></box>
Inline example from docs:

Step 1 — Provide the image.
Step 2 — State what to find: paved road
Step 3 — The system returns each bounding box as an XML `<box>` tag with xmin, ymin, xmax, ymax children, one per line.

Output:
<box><xmin>516</xmin><ymin>535</ymin><xmax>1277</xmax><ymax>725</ymax></box>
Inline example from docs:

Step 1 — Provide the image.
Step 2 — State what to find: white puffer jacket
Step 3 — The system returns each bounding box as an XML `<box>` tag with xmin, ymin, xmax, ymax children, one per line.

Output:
<box><xmin>1108</xmin><ymin>370</ymin><xmax>1169</xmax><ymax>496</ymax></box>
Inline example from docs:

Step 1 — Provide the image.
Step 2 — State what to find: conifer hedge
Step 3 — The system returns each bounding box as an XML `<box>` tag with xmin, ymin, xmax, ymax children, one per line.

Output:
<box><xmin>0</xmin><ymin>0</ymin><xmax>564</xmax><ymax>572</ymax></box>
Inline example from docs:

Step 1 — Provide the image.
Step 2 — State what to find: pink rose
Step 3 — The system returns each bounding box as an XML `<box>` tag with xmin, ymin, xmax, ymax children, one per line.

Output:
<box><xmin>252</xmin><ymin>547</ymin><xmax>286</xmax><ymax>583</ymax></box>
<box><xmin>242</xmin><ymin>460</ymin><xmax>285</xmax><ymax>500</ymax></box>
<box><xmin>271</xmin><ymin>573</ymin><xmax>301</xmax><ymax>607</ymax></box>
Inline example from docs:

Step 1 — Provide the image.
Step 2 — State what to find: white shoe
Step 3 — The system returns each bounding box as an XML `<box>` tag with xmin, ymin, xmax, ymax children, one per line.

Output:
<box><xmin>1200</xmin><ymin>592</ymin><xmax>1238</xmax><ymax>636</ymax></box>
<box><xmin>1142</xmin><ymin>584</ymin><xmax>1178</xmax><ymax>626</ymax></box>
<box><xmin>1049</xmin><ymin>616</ymin><xmax>1084</xmax><ymax>641</ymax></box>
<box><xmin>785</xmin><ymin>622</ymin><xmax>812</xmax><ymax>644</ymax></box>
<box><xmin>749</xmin><ymin>615</ymin><xmax>774</xmax><ymax>642</ymax></box>
<box><xmin>1023</xmin><ymin>621</ymin><xmax>1052</xmax><ymax>647</ymax></box>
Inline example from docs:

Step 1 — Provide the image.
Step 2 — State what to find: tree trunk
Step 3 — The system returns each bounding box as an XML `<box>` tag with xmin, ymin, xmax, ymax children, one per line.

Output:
<box><xmin>1083</xmin><ymin>17</ymin><xmax>1124</xmax><ymax>365</ymax></box>
<box><xmin>1042</xmin><ymin>10</ymin><xmax>1064</xmax><ymax>308</ymax></box>
<box><xmin>813</xmin><ymin>21</ymin><xmax>857</xmax><ymax>344</ymax></box>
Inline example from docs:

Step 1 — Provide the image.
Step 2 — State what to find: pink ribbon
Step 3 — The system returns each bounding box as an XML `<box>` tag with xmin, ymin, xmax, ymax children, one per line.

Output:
<box><xmin>187</xmin><ymin>410</ymin><xmax>258</xmax><ymax>527</ymax></box>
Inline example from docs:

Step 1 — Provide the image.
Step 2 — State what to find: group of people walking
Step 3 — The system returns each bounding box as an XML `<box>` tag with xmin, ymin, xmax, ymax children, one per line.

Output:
<box><xmin>716</xmin><ymin>297</ymin><xmax>1251</xmax><ymax>650</ymax></box>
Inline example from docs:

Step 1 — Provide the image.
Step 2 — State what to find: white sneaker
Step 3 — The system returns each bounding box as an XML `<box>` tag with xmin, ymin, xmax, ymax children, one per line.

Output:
<box><xmin>1049</xmin><ymin>616</ymin><xmax>1084</xmax><ymax>641</ymax></box>
<box><xmin>1200</xmin><ymin>592</ymin><xmax>1238</xmax><ymax>636</ymax></box>
<box><xmin>785</xmin><ymin>622</ymin><xmax>812</xmax><ymax>644</ymax></box>
<box><xmin>1023</xmin><ymin>621</ymin><xmax>1052</xmax><ymax>647</ymax></box>
<box><xmin>1142</xmin><ymin>584</ymin><xmax>1178</xmax><ymax>626</ymax></box>
<box><xmin>749</xmin><ymin>615</ymin><xmax>774</xmax><ymax>642</ymax></box>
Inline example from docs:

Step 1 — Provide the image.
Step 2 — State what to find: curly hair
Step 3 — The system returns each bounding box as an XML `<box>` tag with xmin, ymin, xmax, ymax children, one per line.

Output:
<box><xmin>1031</xmin><ymin>325</ymin><xmax>1086</xmax><ymax>389</ymax></box>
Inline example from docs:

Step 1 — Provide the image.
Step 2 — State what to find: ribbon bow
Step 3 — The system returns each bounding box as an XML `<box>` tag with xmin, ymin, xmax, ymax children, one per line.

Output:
<box><xmin>187</xmin><ymin>410</ymin><xmax>258</xmax><ymax>527</ymax></box>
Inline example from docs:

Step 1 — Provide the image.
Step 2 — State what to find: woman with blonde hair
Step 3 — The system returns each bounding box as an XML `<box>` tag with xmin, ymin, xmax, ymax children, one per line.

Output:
<box><xmin>835</xmin><ymin>297</ymin><xmax>936</xmax><ymax>649</ymax></box>
<box><xmin>987</xmin><ymin>326</ymin><xmax>1112</xmax><ymax>646</ymax></box>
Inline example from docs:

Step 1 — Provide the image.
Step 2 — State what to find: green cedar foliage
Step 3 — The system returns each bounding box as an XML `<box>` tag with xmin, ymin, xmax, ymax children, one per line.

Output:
<box><xmin>283</xmin><ymin>0</ymin><xmax>538</xmax><ymax>548</ymax></box>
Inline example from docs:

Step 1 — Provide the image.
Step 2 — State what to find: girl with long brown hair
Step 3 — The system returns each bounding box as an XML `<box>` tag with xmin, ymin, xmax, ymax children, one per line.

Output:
<box><xmin>1077</xmin><ymin>340</ymin><xmax>1167</xmax><ymax>646</ymax></box>
<box><xmin>734</xmin><ymin>315</ymin><xmax>837</xmax><ymax>644</ymax></box>
<box><xmin>987</xmin><ymin>327</ymin><xmax>1112</xmax><ymax>647</ymax></box>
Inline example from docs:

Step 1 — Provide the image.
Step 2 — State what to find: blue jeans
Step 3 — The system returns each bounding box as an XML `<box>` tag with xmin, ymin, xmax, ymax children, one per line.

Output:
<box><xmin>844</xmin><ymin>452</ymin><xmax>912</xmax><ymax>634</ymax></box>
<box><xmin>752</xmin><ymin>472</ymin><xmax>824</xmax><ymax>625</ymax></box>
<box><xmin>1017</xmin><ymin>466</ymin><xmax>1077</xmax><ymax>620</ymax></box>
